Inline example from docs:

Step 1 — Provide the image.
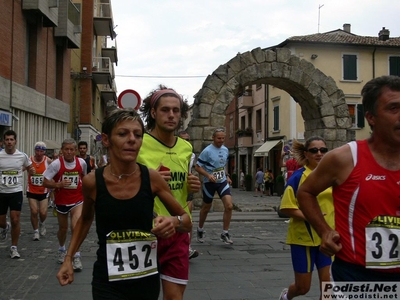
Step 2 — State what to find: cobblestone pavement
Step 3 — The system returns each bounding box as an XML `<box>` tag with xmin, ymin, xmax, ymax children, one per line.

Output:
<box><xmin>0</xmin><ymin>188</ymin><xmax>321</xmax><ymax>300</ymax></box>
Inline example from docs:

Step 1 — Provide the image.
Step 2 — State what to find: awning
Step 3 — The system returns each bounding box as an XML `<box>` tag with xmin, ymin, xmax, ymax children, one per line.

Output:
<box><xmin>254</xmin><ymin>140</ymin><xmax>283</xmax><ymax>157</ymax></box>
<box><xmin>43</xmin><ymin>139</ymin><xmax>61</xmax><ymax>150</ymax></box>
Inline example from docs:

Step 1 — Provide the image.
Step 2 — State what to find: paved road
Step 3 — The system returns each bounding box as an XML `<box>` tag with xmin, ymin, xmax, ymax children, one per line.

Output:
<box><xmin>0</xmin><ymin>189</ymin><xmax>321</xmax><ymax>300</ymax></box>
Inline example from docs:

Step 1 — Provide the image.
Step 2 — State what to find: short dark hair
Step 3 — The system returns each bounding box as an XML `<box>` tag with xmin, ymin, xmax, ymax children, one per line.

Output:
<box><xmin>140</xmin><ymin>84</ymin><xmax>189</xmax><ymax>131</ymax></box>
<box><xmin>78</xmin><ymin>141</ymin><xmax>88</xmax><ymax>148</ymax></box>
<box><xmin>4</xmin><ymin>130</ymin><xmax>17</xmax><ymax>140</ymax></box>
<box><xmin>102</xmin><ymin>108</ymin><xmax>144</xmax><ymax>138</ymax></box>
<box><xmin>362</xmin><ymin>75</ymin><xmax>400</xmax><ymax>117</ymax></box>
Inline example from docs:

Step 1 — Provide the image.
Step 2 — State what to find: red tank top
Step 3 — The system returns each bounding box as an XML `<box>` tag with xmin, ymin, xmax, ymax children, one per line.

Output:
<box><xmin>27</xmin><ymin>156</ymin><xmax>49</xmax><ymax>194</ymax></box>
<box><xmin>333</xmin><ymin>140</ymin><xmax>400</xmax><ymax>272</ymax></box>
<box><xmin>53</xmin><ymin>157</ymin><xmax>84</xmax><ymax>205</ymax></box>
<box><xmin>286</xmin><ymin>158</ymin><xmax>300</xmax><ymax>181</ymax></box>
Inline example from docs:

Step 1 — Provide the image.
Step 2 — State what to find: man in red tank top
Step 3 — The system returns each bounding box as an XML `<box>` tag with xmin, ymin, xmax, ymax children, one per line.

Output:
<box><xmin>44</xmin><ymin>138</ymin><xmax>87</xmax><ymax>272</ymax></box>
<box><xmin>297</xmin><ymin>76</ymin><xmax>400</xmax><ymax>283</ymax></box>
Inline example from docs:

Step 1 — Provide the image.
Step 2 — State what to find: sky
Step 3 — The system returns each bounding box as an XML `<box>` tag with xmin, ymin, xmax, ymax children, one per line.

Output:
<box><xmin>110</xmin><ymin>0</ymin><xmax>400</xmax><ymax>106</ymax></box>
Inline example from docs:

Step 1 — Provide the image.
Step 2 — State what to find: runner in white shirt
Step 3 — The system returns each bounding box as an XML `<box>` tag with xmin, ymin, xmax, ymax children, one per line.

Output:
<box><xmin>0</xmin><ymin>130</ymin><xmax>35</xmax><ymax>258</ymax></box>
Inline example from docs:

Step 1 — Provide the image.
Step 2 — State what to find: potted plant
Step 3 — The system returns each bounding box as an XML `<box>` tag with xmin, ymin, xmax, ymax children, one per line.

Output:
<box><xmin>244</xmin><ymin>127</ymin><xmax>253</xmax><ymax>136</ymax></box>
<box><xmin>231</xmin><ymin>173</ymin><xmax>238</xmax><ymax>188</ymax></box>
<box><xmin>245</xmin><ymin>174</ymin><xmax>253</xmax><ymax>191</ymax></box>
<box><xmin>275</xmin><ymin>174</ymin><xmax>285</xmax><ymax>196</ymax></box>
<box><xmin>235</xmin><ymin>128</ymin><xmax>246</xmax><ymax>137</ymax></box>
<box><xmin>236</xmin><ymin>127</ymin><xmax>253</xmax><ymax>137</ymax></box>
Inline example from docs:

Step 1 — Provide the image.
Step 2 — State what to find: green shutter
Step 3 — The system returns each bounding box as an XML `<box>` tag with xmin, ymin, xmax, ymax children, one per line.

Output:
<box><xmin>357</xmin><ymin>104</ymin><xmax>364</xmax><ymax>128</ymax></box>
<box><xmin>343</xmin><ymin>55</ymin><xmax>357</xmax><ymax>80</ymax></box>
<box><xmin>273</xmin><ymin>106</ymin><xmax>279</xmax><ymax>131</ymax></box>
<box><xmin>389</xmin><ymin>57</ymin><xmax>400</xmax><ymax>76</ymax></box>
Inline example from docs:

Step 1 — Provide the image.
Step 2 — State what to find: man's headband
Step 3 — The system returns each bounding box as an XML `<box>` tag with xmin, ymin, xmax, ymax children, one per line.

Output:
<box><xmin>150</xmin><ymin>89</ymin><xmax>182</xmax><ymax>108</ymax></box>
<box><xmin>35</xmin><ymin>146</ymin><xmax>46</xmax><ymax>151</ymax></box>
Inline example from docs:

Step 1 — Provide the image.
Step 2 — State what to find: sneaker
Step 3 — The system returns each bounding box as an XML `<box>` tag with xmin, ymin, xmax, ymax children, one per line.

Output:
<box><xmin>57</xmin><ymin>250</ymin><xmax>66</xmax><ymax>264</ymax></box>
<box><xmin>48</xmin><ymin>200</ymin><xmax>54</xmax><ymax>208</ymax></box>
<box><xmin>32</xmin><ymin>231</ymin><xmax>40</xmax><ymax>241</ymax></box>
<box><xmin>220</xmin><ymin>232</ymin><xmax>233</xmax><ymax>244</ymax></box>
<box><xmin>279</xmin><ymin>288</ymin><xmax>288</xmax><ymax>300</ymax></box>
<box><xmin>196</xmin><ymin>229</ymin><xmax>205</xmax><ymax>243</ymax></box>
<box><xmin>189</xmin><ymin>247</ymin><xmax>199</xmax><ymax>259</ymax></box>
<box><xmin>10</xmin><ymin>247</ymin><xmax>20</xmax><ymax>259</ymax></box>
<box><xmin>1</xmin><ymin>222</ymin><xmax>10</xmax><ymax>241</ymax></box>
<box><xmin>39</xmin><ymin>223</ymin><xmax>46</xmax><ymax>236</ymax></box>
<box><xmin>73</xmin><ymin>256</ymin><xmax>83</xmax><ymax>271</ymax></box>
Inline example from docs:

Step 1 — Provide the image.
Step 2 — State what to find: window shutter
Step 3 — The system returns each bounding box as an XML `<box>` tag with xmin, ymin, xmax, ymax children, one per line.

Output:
<box><xmin>357</xmin><ymin>104</ymin><xmax>364</xmax><ymax>128</ymax></box>
<box><xmin>343</xmin><ymin>54</ymin><xmax>357</xmax><ymax>80</ymax></box>
<box><xmin>273</xmin><ymin>106</ymin><xmax>279</xmax><ymax>131</ymax></box>
<box><xmin>389</xmin><ymin>56</ymin><xmax>400</xmax><ymax>76</ymax></box>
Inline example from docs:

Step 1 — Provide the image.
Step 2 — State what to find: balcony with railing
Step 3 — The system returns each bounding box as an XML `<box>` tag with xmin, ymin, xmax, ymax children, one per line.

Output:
<box><xmin>22</xmin><ymin>0</ymin><xmax>59</xmax><ymax>27</ymax></box>
<box><xmin>238</xmin><ymin>93</ymin><xmax>253</xmax><ymax>109</ymax></box>
<box><xmin>92</xmin><ymin>57</ymin><xmax>114</xmax><ymax>87</ymax></box>
<box><xmin>94</xmin><ymin>0</ymin><xmax>116</xmax><ymax>39</ymax></box>
<box><xmin>102</xmin><ymin>39</ymin><xmax>118</xmax><ymax>65</ymax></box>
<box><xmin>99</xmin><ymin>82</ymin><xmax>117</xmax><ymax>105</ymax></box>
<box><xmin>54</xmin><ymin>0</ymin><xmax>81</xmax><ymax>48</ymax></box>
<box><xmin>238</xmin><ymin>136</ymin><xmax>253</xmax><ymax>147</ymax></box>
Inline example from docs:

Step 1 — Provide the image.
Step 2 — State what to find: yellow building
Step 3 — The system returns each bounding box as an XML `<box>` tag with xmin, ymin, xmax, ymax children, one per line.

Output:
<box><xmin>235</xmin><ymin>24</ymin><xmax>400</xmax><ymax>187</ymax></box>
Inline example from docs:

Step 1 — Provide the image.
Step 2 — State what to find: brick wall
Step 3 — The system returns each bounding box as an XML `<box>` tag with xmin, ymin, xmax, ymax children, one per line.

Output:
<box><xmin>1</xmin><ymin>1</ymin><xmax>71</xmax><ymax>103</ymax></box>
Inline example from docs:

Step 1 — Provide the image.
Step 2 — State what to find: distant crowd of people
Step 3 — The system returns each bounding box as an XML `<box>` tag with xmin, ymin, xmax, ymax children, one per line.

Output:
<box><xmin>1</xmin><ymin>76</ymin><xmax>400</xmax><ymax>299</ymax></box>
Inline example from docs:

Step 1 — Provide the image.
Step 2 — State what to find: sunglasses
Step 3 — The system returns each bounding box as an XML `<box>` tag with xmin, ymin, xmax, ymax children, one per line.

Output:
<box><xmin>35</xmin><ymin>146</ymin><xmax>47</xmax><ymax>151</ymax></box>
<box><xmin>307</xmin><ymin>147</ymin><xmax>328</xmax><ymax>154</ymax></box>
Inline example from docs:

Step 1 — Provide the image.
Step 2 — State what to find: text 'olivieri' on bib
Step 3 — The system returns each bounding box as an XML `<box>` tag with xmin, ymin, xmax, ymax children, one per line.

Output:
<box><xmin>106</xmin><ymin>229</ymin><xmax>158</xmax><ymax>281</ymax></box>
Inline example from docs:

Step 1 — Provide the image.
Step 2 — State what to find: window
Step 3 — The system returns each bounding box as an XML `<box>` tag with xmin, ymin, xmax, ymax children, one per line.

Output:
<box><xmin>389</xmin><ymin>56</ymin><xmax>400</xmax><ymax>76</ymax></box>
<box><xmin>256</xmin><ymin>109</ymin><xmax>262</xmax><ymax>132</ymax></box>
<box><xmin>348</xmin><ymin>104</ymin><xmax>364</xmax><ymax>128</ymax></box>
<box><xmin>273</xmin><ymin>105</ymin><xmax>279</xmax><ymax>131</ymax></box>
<box><xmin>343</xmin><ymin>54</ymin><xmax>358</xmax><ymax>80</ymax></box>
<box><xmin>229</xmin><ymin>115</ymin><xmax>233</xmax><ymax>138</ymax></box>
<box><xmin>248</xmin><ymin>112</ymin><xmax>252</xmax><ymax>129</ymax></box>
<box><xmin>240</xmin><ymin>116</ymin><xmax>245</xmax><ymax>130</ymax></box>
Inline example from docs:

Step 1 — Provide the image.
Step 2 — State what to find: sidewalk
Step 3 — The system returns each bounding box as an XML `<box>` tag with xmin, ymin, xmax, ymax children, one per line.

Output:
<box><xmin>196</xmin><ymin>187</ymin><xmax>284</xmax><ymax>222</ymax></box>
<box><xmin>231</xmin><ymin>188</ymin><xmax>282</xmax><ymax>212</ymax></box>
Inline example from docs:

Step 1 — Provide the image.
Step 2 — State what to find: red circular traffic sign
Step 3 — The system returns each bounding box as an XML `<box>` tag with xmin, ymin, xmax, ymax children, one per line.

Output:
<box><xmin>117</xmin><ymin>89</ymin><xmax>141</xmax><ymax>110</ymax></box>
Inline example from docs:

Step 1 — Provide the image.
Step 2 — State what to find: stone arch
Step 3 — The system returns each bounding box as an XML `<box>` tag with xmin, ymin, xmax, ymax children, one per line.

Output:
<box><xmin>188</xmin><ymin>47</ymin><xmax>354</xmax><ymax>154</ymax></box>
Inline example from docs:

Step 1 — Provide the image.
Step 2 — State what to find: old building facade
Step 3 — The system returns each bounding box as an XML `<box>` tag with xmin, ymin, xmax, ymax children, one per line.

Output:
<box><xmin>189</xmin><ymin>24</ymin><xmax>400</xmax><ymax>190</ymax></box>
<box><xmin>0</xmin><ymin>0</ymin><xmax>81</xmax><ymax>155</ymax></box>
<box><xmin>233</xmin><ymin>24</ymin><xmax>400</xmax><ymax>186</ymax></box>
<box><xmin>70</xmin><ymin>0</ymin><xmax>118</xmax><ymax>159</ymax></box>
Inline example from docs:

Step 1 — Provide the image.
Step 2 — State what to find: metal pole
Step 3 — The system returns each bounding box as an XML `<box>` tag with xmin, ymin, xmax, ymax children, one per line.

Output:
<box><xmin>318</xmin><ymin>4</ymin><xmax>324</xmax><ymax>33</ymax></box>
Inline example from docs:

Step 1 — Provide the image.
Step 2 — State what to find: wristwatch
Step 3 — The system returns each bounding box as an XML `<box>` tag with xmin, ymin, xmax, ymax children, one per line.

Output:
<box><xmin>176</xmin><ymin>215</ymin><xmax>183</xmax><ymax>229</ymax></box>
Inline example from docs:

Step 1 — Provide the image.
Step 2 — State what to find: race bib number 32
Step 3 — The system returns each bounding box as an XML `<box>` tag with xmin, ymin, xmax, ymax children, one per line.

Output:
<box><xmin>106</xmin><ymin>230</ymin><xmax>158</xmax><ymax>282</ymax></box>
<box><xmin>365</xmin><ymin>215</ymin><xmax>400</xmax><ymax>269</ymax></box>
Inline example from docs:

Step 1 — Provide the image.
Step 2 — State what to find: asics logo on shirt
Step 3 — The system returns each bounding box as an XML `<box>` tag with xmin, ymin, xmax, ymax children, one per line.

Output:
<box><xmin>365</xmin><ymin>174</ymin><xmax>386</xmax><ymax>181</ymax></box>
